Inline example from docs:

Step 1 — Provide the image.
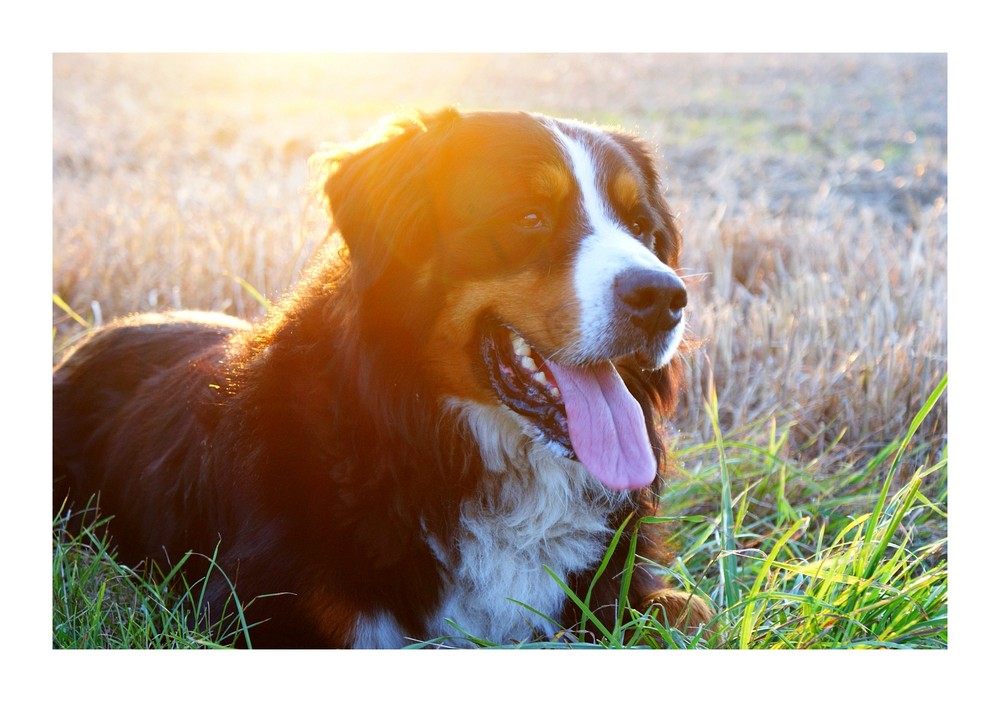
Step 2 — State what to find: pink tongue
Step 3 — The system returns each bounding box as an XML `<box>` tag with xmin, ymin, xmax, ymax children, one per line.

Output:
<box><xmin>544</xmin><ymin>360</ymin><xmax>656</xmax><ymax>491</ymax></box>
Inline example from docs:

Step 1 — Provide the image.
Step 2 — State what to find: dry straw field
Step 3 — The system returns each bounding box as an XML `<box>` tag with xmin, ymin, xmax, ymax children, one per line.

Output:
<box><xmin>52</xmin><ymin>53</ymin><xmax>947</xmax><ymax>648</ymax></box>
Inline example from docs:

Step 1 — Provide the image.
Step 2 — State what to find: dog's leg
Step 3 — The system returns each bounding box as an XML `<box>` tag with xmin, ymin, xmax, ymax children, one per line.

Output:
<box><xmin>640</xmin><ymin>587</ymin><xmax>714</xmax><ymax>635</ymax></box>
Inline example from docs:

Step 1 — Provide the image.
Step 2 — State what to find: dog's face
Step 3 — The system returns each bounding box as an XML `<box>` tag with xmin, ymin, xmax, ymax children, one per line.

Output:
<box><xmin>322</xmin><ymin>109</ymin><xmax>685</xmax><ymax>491</ymax></box>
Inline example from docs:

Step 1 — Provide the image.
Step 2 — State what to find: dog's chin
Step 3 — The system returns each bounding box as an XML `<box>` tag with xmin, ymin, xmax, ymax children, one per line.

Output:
<box><xmin>605</xmin><ymin>315</ymin><xmax>685</xmax><ymax>373</ymax></box>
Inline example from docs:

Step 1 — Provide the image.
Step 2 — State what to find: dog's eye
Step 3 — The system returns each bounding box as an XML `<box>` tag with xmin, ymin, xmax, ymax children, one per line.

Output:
<box><xmin>517</xmin><ymin>212</ymin><xmax>546</xmax><ymax>230</ymax></box>
<box><xmin>629</xmin><ymin>216</ymin><xmax>650</xmax><ymax>238</ymax></box>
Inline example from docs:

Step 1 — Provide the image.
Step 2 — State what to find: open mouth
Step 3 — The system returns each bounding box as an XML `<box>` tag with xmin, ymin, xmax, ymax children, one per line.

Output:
<box><xmin>481</xmin><ymin>325</ymin><xmax>574</xmax><ymax>457</ymax></box>
<box><xmin>480</xmin><ymin>321</ymin><xmax>657</xmax><ymax>491</ymax></box>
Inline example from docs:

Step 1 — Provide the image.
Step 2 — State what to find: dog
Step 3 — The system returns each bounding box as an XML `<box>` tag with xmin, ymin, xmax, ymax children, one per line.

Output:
<box><xmin>53</xmin><ymin>108</ymin><xmax>712</xmax><ymax>647</ymax></box>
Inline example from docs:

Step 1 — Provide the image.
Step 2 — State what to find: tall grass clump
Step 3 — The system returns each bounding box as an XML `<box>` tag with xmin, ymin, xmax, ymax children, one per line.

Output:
<box><xmin>656</xmin><ymin>374</ymin><xmax>946</xmax><ymax>649</ymax></box>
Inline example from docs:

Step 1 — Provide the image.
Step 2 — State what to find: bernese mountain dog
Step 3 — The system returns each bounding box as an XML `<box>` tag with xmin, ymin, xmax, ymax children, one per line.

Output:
<box><xmin>53</xmin><ymin>108</ymin><xmax>712</xmax><ymax>648</ymax></box>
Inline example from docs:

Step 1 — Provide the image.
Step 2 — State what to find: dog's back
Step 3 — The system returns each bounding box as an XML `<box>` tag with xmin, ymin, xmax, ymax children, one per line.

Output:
<box><xmin>54</xmin><ymin>311</ymin><xmax>249</xmax><ymax>565</ymax></box>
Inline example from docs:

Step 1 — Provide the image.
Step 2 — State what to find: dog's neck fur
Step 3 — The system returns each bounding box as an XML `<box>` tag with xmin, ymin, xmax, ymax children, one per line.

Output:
<box><xmin>417</xmin><ymin>400</ymin><xmax>631</xmax><ymax>646</ymax></box>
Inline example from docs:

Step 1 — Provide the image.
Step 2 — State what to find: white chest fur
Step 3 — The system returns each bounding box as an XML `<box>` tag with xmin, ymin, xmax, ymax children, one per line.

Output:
<box><xmin>424</xmin><ymin>401</ymin><xmax>628</xmax><ymax>646</ymax></box>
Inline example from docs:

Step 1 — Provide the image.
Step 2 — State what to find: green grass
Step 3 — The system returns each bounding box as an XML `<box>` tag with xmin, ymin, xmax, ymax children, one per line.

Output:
<box><xmin>52</xmin><ymin>500</ymin><xmax>254</xmax><ymax>649</ymax></box>
<box><xmin>54</xmin><ymin>376</ymin><xmax>944</xmax><ymax>650</ymax></box>
<box><xmin>685</xmin><ymin>374</ymin><xmax>948</xmax><ymax>649</ymax></box>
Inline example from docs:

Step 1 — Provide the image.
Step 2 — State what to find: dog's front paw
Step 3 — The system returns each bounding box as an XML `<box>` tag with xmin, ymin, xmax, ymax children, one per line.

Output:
<box><xmin>641</xmin><ymin>588</ymin><xmax>714</xmax><ymax>635</ymax></box>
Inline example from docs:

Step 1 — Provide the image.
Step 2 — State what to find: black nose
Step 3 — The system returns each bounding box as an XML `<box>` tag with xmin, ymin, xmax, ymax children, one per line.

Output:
<box><xmin>614</xmin><ymin>268</ymin><xmax>687</xmax><ymax>334</ymax></box>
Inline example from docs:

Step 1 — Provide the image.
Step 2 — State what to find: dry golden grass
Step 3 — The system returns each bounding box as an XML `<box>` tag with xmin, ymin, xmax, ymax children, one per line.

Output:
<box><xmin>680</xmin><ymin>198</ymin><xmax>946</xmax><ymax>462</ymax></box>
<box><xmin>52</xmin><ymin>53</ymin><xmax>947</xmax><ymax>468</ymax></box>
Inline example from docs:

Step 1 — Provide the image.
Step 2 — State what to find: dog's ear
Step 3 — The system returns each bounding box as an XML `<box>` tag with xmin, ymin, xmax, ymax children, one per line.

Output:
<box><xmin>317</xmin><ymin>108</ymin><xmax>459</xmax><ymax>291</ymax></box>
<box><xmin>610</xmin><ymin>131</ymin><xmax>682</xmax><ymax>268</ymax></box>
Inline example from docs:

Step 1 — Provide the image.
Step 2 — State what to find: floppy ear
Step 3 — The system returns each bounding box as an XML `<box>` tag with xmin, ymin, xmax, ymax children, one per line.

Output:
<box><xmin>610</xmin><ymin>131</ymin><xmax>682</xmax><ymax>268</ymax></box>
<box><xmin>318</xmin><ymin>109</ymin><xmax>459</xmax><ymax>291</ymax></box>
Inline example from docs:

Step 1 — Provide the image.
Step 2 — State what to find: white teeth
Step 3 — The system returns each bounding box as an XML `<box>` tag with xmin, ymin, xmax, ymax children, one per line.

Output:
<box><xmin>534</xmin><ymin>371</ymin><xmax>561</xmax><ymax>398</ymax></box>
<box><xmin>508</xmin><ymin>331</ymin><xmax>561</xmax><ymax>398</ymax></box>
<box><xmin>511</xmin><ymin>334</ymin><xmax>531</xmax><ymax>358</ymax></box>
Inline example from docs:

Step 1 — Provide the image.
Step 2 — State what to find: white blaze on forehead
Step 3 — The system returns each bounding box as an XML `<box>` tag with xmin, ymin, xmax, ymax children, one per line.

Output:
<box><xmin>547</xmin><ymin>122</ymin><xmax>682</xmax><ymax>361</ymax></box>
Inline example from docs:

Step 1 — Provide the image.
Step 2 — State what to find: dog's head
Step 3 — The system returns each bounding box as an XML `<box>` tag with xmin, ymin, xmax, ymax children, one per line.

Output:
<box><xmin>319</xmin><ymin>108</ymin><xmax>686</xmax><ymax>491</ymax></box>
